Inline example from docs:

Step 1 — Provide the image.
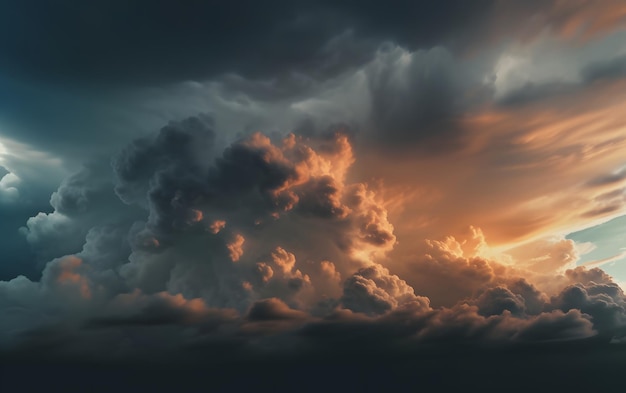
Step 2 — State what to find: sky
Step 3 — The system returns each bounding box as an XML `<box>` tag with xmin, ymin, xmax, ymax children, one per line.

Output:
<box><xmin>2</xmin><ymin>1</ymin><xmax>626</xmax><ymax>391</ymax></box>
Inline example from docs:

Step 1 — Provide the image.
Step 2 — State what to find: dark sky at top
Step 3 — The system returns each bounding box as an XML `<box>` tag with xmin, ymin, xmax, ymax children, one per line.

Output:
<box><xmin>0</xmin><ymin>0</ymin><xmax>493</xmax><ymax>85</ymax></box>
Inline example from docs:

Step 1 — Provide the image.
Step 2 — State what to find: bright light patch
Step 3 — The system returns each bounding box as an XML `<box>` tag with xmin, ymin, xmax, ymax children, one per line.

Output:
<box><xmin>0</xmin><ymin>139</ymin><xmax>20</xmax><ymax>203</ymax></box>
<box><xmin>568</xmin><ymin>214</ymin><xmax>626</xmax><ymax>288</ymax></box>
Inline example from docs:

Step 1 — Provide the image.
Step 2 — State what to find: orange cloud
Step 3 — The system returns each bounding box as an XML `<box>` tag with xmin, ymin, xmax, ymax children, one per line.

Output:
<box><xmin>53</xmin><ymin>256</ymin><xmax>92</xmax><ymax>299</ymax></box>
<box><xmin>209</xmin><ymin>219</ymin><xmax>226</xmax><ymax>234</ymax></box>
<box><xmin>227</xmin><ymin>233</ymin><xmax>245</xmax><ymax>262</ymax></box>
<box><xmin>547</xmin><ymin>0</ymin><xmax>626</xmax><ymax>41</ymax></box>
<box><xmin>356</xmin><ymin>79</ymin><xmax>626</xmax><ymax>261</ymax></box>
<box><xmin>487</xmin><ymin>0</ymin><xmax>626</xmax><ymax>46</ymax></box>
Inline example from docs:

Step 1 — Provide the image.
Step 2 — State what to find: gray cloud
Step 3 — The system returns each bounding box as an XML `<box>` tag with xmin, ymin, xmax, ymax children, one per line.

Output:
<box><xmin>0</xmin><ymin>0</ymin><xmax>496</xmax><ymax>87</ymax></box>
<box><xmin>5</xmin><ymin>120</ymin><xmax>625</xmax><ymax>360</ymax></box>
<box><xmin>474</xmin><ymin>286</ymin><xmax>527</xmax><ymax>317</ymax></box>
<box><xmin>3</xmin><ymin>3</ymin><xmax>626</xmax><ymax>387</ymax></box>
<box><xmin>582</xmin><ymin>54</ymin><xmax>626</xmax><ymax>82</ymax></box>
<box><xmin>366</xmin><ymin>46</ymin><xmax>462</xmax><ymax>145</ymax></box>
<box><xmin>341</xmin><ymin>264</ymin><xmax>428</xmax><ymax>316</ymax></box>
<box><xmin>552</xmin><ymin>281</ymin><xmax>626</xmax><ymax>334</ymax></box>
<box><xmin>20</xmin><ymin>162</ymin><xmax>141</xmax><ymax>262</ymax></box>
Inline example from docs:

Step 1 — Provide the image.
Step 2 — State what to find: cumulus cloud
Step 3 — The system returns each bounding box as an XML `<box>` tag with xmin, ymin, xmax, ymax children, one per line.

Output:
<box><xmin>341</xmin><ymin>264</ymin><xmax>429</xmax><ymax>316</ymax></box>
<box><xmin>474</xmin><ymin>286</ymin><xmax>527</xmax><ymax>317</ymax></box>
<box><xmin>7</xmin><ymin>119</ymin><xmax>395</xmax><ymax>312</ymax></box>
<box><xmin>4</xmin><ymin>8</ymin><xmax>626</xmax><ymax>361</ymax></box>
<box><xmin>20</xmin><ymin>162</ymin><xmax>141</xmax><ymax>261</ymax></box>
<box><xmin>505</xmin><ymin>237</ymin><xmax>579</xmax><ymax>274</ymax></box>
<box><xmin>227</xmin><ymin>234</ymin><xmax>245</xmax><ymax>262</ymax></box>
<box><xmin>4</xmin><ymin>4</ymin><xmax>626</xmax><ymax>389</ymax></box>
<box><xmin>0</xmin><ymin>171</ymin><xmax>19</xmax><ymax>203</ymax></box>
<box><xmin>2</xmin><ymin>116</ymin><xmax>626</xmax><ymax>366</ymax></box>
<box><xmin>552</xmin><ymin>280</ymin><xmax>626</xmax><ymax>334</ymax></box>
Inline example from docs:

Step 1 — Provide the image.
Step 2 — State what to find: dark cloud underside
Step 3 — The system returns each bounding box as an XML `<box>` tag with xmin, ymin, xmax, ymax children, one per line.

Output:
<box><xmin>0</xmin><ymin>0</ymin><xmax>493</xmax><ymax>86</ymax></box>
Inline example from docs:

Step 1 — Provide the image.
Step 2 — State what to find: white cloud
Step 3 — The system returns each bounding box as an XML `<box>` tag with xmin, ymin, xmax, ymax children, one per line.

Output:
<box><xmin>0</xmin><ymin>171</ymin><xmax>20</xmax><ymax>203</ymax></box>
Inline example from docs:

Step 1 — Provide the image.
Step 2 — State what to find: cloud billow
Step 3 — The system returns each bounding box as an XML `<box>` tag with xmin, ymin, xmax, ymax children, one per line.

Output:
<box><xmin>4</xmin><ymin>3</ymin><xmax>626</xmax><ymax>388</ymax></box>
<box><xmin>2</xmin><ymin>117</ymin><xmax>626</xmax><ymax>370</ymax></box>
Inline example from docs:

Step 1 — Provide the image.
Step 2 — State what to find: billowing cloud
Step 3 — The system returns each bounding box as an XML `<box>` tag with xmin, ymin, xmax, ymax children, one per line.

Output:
<box><xmin>20</xmin><ymin>162</ymin><xmax>141</xmax><ymax>262</ymax></box>
<box><xmin>341</xmin><ymin>264</ymin><xmax>429</xmax><ymax>316</ymax></box>
<box><xmin>0</xmin><ymin>171</ymin><xmax>19</xmax><ymax>203</ymax></box>
<box><xmin>3</xmin><ymin>120</ymin><xmax>626</xmax><ymax>368</ymax></box>
<box><xmin>4</xmin><ymin>2</ymin><xmax>626</xmax><ymax>389</ymax></box>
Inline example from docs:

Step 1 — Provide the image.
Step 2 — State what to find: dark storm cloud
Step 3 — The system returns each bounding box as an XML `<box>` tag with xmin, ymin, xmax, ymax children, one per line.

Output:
<box><xmin>366</xmin><ymin>45</ymin><xmax>463</xmax><ymax>146</ymax></box>
<box><xmin>6</xmin><ymin>117</ymin><xmax>392</xmax><ymax>315</ymax></box>
<box><xmin>582</xmin><ymin>53</ymin><xmax>626</xmax><ymax>82</ymax></box>
<box><xmin>283</xmin><ymin>44</ymin><xmax>475</xmax><ymax>150</ymax></box>
<box><xmin>10</xmin><ymin>117</ymin><xmax>626</xmax><ymax>355</ymax></box>
<box><xmin>506</xmin><ymin>278</ymin><xmax>549</xmax><ymax>315</ymax></box>
<box><xmin>552</xmin><ymin>281</ymin><xmax>626</xmax><ymax>334</ymax></box>
<box><xmin>0</xmin><ymin>0</ymin><xmax>494</xmax><ymax>86</ymax></box>
<box><xmin>3</xmin><ymin>0</ymin><xmax>626</xmax><ymax>380</ymax></box>
<box><xmin>474</xmin><ymin>286</ymin><xmax>527</xmax><ymax>317</ymax></box>
<box><xmin>21</xmin><ymin>161</ymin><xmax>141</xmax><ymax>262</ymax></box>
<box><xmin>113</xmin><ymin>116</ymin><xmax>367</xmax><ymax>244</ymax></box>
<box><xmin>112</xmin><ymin>115</ymin><xmax>217</xmax><ymax>226</ymax></box>
<box><xmin>1</xmin><ymin>269</ymin><xmax>611</xmax><ymax>368</ymax></box>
